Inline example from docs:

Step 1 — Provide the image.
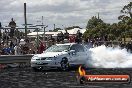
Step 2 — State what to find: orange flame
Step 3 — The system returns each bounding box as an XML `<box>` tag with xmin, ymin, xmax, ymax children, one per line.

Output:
<box><xmin>78</xmin><ymin>66</ymin><xmax>86</xmax><ymax>76</ymax></box>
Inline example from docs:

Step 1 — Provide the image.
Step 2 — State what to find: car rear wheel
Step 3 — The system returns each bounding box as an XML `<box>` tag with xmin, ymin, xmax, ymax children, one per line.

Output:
<box><xmin>60</xmin><ymin>57</ymin><xmax>69</xmax><ymax>71</ymax></box>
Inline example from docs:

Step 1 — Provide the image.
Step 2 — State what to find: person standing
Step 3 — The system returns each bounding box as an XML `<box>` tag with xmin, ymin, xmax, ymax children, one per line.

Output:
<box><xmin>75</xmin><ymin>30</ymin><xmax>82</xmax><ymax>44</ymax></box>
<box><xmin>9</xmin><ymin>18</ymin><xmax>16</xmax><ymax>38</ymax></box>
<box><xmin>64</xmin><ymin>30</ymin><xmax>69</xmax><ymax>39</ymax></box>
<box><xmin>14</xmin><ymin>44</ymin><xmax>19</xmax><ymax>55</ymax></box>
<box><xmin>60</xmin><ymin>32</ymin><xmax>64</xmax><ymax>43</ymax></box>
<box><xmin>38</xmin><ymin>42</ymin><xmax>46</xmax><ymax>54</ymax></box>
<box><xmin>69</xmin><ymin>35</ymin><xmax>75</xmax><ymax>43</ymax></box>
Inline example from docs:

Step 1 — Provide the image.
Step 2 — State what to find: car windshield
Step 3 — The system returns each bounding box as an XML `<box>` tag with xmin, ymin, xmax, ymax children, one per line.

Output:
<box><xmin>45</xmin><ymin>45</ymin><xmax>70</xmax><ymax>52</ymax></box>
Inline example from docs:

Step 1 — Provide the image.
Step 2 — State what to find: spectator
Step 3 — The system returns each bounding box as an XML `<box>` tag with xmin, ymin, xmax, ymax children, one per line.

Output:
<box><xmin>9</xmin><ymin>18</ymin><xmax>16</xmax><ymax>38</ymax></box>
<box><xmin>75</xmin><ymin>30</ymin><xmax>82</xmax><ymax>44</ymax></box>
<box><xmin>126</xmin><ymin>42</ymin><xmax>132</xmax><ymax>52</ymax></box>
<box><xmin>3</xmin><ymin>32</ymin><xmax>9</xmax><ymax>44</ymax></box>
<box><xmin>69</xmin><ymin>35</ymin><xmax>75</xmax><ymax>43</ymax></box>
<box><xmin>60</xmin><ymin>32</ymin><xmax>64</xmax><ymax>42</ymax></box>
<box><xmin>38</xmin><ymin>42</ymin><xmax>46</xmax><ymax>54</ymax></box>
<box><xmin>57</xmin><ymin>33</ymin><xmax>60</xmax><ymax>42</ymax></box>
<box><xmin>10</xmin><ymin>41</ymin><xmax>14</xmax><ymax>48</ymax></box>
<box><xmin>22</xmin><ymin>44</ymin><xmax>29</xmax><ymax>54</ymax></box>
<box><xmin>14</xmin><ymin>44</ymin><xmax>21</xmax><ymax>55</ymax></box>
<box><xmin>57</xmin><ymin>32</ymin><xmax>64</xmax><ymax>43</ymax></box>
<box><xmin>49</xmin><ymin>35</ymin><xmax>55</xmax><ymax>46</ymax></box>
<box><xmin>64</xmin><ymin>30</ymin><xmax>69</xmax><ymax>39</ymax></box>
<box><xmin>2</xmin><ymin>45</ymin><xmax>13</xmax><ymax>55</ymax></box>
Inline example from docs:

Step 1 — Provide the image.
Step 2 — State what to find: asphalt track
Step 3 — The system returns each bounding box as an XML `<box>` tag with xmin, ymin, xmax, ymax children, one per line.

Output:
<box><xmin>0</xmin><ymin>67</ymin><xmax>132</xmax><ymax>88</ymax></box>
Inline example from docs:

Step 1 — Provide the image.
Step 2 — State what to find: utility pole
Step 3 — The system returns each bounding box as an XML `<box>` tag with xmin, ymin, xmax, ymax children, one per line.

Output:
<box><xmin>42</xmin><ymin>16</ymin><xmax>44</xmax><ymax>29</ymax></box>
<box><xmin>42</xmin><ymin>16</ymin><xmax>45</xmax><ymax>41</ymax></box>
<box><xmin>98</xmin><ymin>12</ymin><xmax>100</xmax><ymax>19</ymax></box>
<box><xmin>24</xmin><ymin>3</ymin><xmax>27</xmax><ymax>39</ymax></box>
<box><xmin>43</xmin><ymin>25</ymin><xmax>48</xmax><ymax>42</ymax></box>
<box><xmin>54</xmin><ymin>24</ymin><xmax>55</xmax><ymax>30</ymax></box>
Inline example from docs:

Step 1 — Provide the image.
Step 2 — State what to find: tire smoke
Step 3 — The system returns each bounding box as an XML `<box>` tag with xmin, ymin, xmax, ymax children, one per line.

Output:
<box><xmin>87</xmin><ymin>45</ymin><xmax>132</xmax><ymax>68</ymax></box>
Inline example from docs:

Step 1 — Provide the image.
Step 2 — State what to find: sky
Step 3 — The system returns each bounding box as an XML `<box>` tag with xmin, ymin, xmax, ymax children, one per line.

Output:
<box><xmin>0</xmin><ymin>0</ymin><xmax>131</xmax><ymax>30</ymax></box>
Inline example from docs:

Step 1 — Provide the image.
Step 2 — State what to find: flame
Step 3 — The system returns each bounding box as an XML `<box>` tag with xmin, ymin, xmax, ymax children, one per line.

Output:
<box><xmin>78</xmin><ymin>66</ymin><xmax>86</xmax><ymax>76</ymax></box>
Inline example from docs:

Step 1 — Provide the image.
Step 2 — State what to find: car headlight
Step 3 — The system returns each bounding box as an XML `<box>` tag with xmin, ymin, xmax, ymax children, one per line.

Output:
<box><xmin>31</xmin><ymin>56</ymin><xmax>40</xmax><ymax>61</ymax></box>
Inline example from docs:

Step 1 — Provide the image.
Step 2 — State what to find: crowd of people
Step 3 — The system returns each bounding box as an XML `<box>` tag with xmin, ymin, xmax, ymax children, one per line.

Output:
<box><xmin>0</xmin><ymin>28</ymin><xmax>132</xmax><ymax>55</ymax></box>
<box><xmin>85</xmin><ymin>37</ymin><xmax>132</xmax><ymax>53</ymax></box>
<box><xmin>56</xmin><ymin>30</ymin><xmax>83</xmax><ymax>43</ymax></box>
<box><xmin>0</xmin><ymin>29</ymin><xmax>84</xmax><ymax>55</ymax></box>
<box><xmin>0</xmin><ymin>38</ymin><xmax>47</xmax><ymax>55</ymax></box>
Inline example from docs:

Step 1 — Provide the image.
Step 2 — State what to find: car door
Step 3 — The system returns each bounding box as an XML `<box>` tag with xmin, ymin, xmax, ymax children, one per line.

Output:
<box><xmin>69</xmin><ymin>44</ymin><xmax>79</xmax><ymax>64</ymax></box>
<box><xmin>69</xmin><ymin>44</ymin><xmax>86</xmax><ymax>65</ymax></box>
<box><xmin>76</xmin><ymin>45</ymin><xmax>87</xmax><ymax>64</ymax></box>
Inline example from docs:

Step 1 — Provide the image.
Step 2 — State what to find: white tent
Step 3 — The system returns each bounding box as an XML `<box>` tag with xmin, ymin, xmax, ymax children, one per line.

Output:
<box><xmin>58</xmin><ymin>28</ymin><xmax>86</xmax><ymax>34</ymax></box>
<box><xmin>27</xmin><ymin>32</ymin><xmax>44</xmax><ymax>36</ymax></box>
<box><xmin>27</xmin><ymin>28</ymin><xmax>86</xmax><ymax>37</ymax></box>
<box><xmin>27</xmin><ymin>31</ymin><xmax>61</xmax><ymax>37</ymax></box>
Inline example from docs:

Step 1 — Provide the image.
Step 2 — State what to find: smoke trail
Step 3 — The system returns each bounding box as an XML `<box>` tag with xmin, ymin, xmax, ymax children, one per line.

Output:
<box><xmin>87</xmin><ymin>45</ymin><xmax>132</xmax><ymax>68</ymax></box>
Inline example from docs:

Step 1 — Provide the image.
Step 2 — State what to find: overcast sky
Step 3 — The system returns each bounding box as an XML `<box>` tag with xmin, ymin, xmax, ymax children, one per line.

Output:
<box><xmin>0</xmin><ymin>0</ymin><xmax>131</xmax><ymax>30</ymax></box>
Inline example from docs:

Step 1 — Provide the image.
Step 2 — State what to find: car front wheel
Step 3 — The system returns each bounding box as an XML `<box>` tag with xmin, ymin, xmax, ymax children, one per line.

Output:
<box><xmin>60</xmin><ymin>57</ymin><xmax>69</xmax><ymax>71</ymax></box>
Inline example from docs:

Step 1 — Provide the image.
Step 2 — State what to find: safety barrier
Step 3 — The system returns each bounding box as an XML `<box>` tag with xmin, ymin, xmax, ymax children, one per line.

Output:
<box><xmin>0</xmin><ymin>54</ymin><xmax>33</xmax><ymax>64</ymax></box>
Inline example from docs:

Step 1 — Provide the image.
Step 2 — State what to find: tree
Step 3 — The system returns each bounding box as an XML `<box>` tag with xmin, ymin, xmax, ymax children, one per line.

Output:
<box><xmin>84</xmin><ymin>2</ymin><xmax>132</xmax><ymax>42</ymax></box>
<box><xmin>118</xmin><ymin>2</ymin><xmax>132</xmax><ymax>22</ymax></box>
<box><xmin>86</xmin><ymin>16</ymin><xmax>104</xmax><ymax>29</ymax></box>
<box><xmin>84</xmin><ymin>16</ymin><xmax>109</xmax><ymax>40</ymax></box>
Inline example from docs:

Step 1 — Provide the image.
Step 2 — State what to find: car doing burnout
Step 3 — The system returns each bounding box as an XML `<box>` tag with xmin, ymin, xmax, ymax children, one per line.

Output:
<box><xmin>31</xmin><ymin>43</ymin><xmax>89</xmax><ymax>71</ymax></box>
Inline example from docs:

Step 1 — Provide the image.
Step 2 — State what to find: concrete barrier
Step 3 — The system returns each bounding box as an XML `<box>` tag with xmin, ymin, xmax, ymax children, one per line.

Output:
<box><xmin>0</xmin><ymin>54</ymin><xmax>33</xmax><ymax>64</ymax></box>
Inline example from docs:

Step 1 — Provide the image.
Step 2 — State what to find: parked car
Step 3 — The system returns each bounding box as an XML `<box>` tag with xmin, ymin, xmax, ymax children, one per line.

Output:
<box><xmin>31</xmin><ymin>43</ymin><xmax>89</xmax><ymax>71</ymax></box>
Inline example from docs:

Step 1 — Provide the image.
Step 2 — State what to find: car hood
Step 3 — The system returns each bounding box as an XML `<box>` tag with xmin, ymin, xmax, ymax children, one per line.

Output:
<box><xmin>34</xmin><ymin>52</ymin><xmax>68</xmax><ymax>58</ymax></box>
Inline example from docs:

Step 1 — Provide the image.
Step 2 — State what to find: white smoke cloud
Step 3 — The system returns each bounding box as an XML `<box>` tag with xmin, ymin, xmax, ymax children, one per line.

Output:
<box><xmin>87</xmin><ymin>45</ymin><xmax>132</xmax><ymax>68</ymax></box>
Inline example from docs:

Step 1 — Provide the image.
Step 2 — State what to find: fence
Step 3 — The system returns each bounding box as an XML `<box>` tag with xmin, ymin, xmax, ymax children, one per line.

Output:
<box><xmin>0</xmin><ymin>55</ymin><xmax>33</xmax><ymax>68</ymax></box>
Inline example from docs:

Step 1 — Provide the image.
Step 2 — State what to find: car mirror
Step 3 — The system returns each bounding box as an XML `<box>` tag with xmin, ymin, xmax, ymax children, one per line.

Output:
<box><xmin>69</xmin><ymin>50</ymin><xmax>76</xmax><ymax>55</ymax></box>
<box><xmin>70</xmin><ymin>50</ymin><xmax>75</xmax><ymax>52</ymax></box>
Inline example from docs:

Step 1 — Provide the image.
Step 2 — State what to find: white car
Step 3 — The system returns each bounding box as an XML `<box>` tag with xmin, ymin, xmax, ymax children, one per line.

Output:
<box><xmin>31</xmin><ymin>43</ymin><xmax>89</xmax><ymax>71</ymax></box>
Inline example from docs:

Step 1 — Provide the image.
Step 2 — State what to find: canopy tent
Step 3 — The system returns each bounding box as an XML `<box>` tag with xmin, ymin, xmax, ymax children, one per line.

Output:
<box><xmin>58</xmin><ymin>28</ymin><xmax>86</xmax><ymax>34</ymax></box>
<box><xmin>27</xmin><ymin>28</ymin><xmax>86</xmax><ymax>37</ymax></box>
<box><xmin>27</xmin><ymin>32</ymin><xmax>44</xmax><ymax>36</ymax></box>
<box><xmin>27</xmin><ymin>31</ymin><xmax>61</xmax><ymax>37</ymax></box>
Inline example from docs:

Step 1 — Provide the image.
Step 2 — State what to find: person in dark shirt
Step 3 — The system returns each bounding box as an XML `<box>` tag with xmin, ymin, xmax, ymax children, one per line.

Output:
<box><xmin>57</xmin><ymin>32</ymin><xmax>64</xmax><ymax>43</ymax></box>
<box><xmin>22</xmin><ymin>44</ymin><xmax>29</xmax><ymax>54</ymax></box>
<box><xmin>64</xmin><ymin>30</ymin><xmax>69</xmax><ymax>39</ymax></box>
<box><xmin>59</xmin><ymin>32</ymin><xmax>64</xmax><ymax>42</ymax></box>
<box><xmin>49</xmin><ymin>35</ymin><xmax>55</xmax><ymax>45</ymax></box>
<box><xmin>9</xmin><ymin>18</ymin><xmax>16</xmax><ymax>38</ymax></box>
<box><xmin>10</xmin><ymin>41</ymin><xmax>14</xmax><ymax>48</ymax></box>
<box><xmin>75</xmin><ymin>30</ymin><xmax>82</xmax><ymax>44</ymax></box>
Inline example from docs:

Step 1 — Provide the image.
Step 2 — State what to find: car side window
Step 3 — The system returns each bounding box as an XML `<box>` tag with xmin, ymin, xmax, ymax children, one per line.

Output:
<box><xmin>70</xmin><ymin>44</ymin><xmax>84</xmax><ymax>52</ymax></box>
<box><xmin>78</xmin><ymin>45</ymin><xmax>84</xmax><ymax>52</ymax></box>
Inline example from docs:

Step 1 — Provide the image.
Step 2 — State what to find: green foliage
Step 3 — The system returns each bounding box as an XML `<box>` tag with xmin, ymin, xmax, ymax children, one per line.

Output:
<box><xmin>118</xmin><ymin>2</ymin><xmax>132</xmax><ymax>23</ymax></box>
<box><xmin>86</xmin><ymin>16</ymin><xmax>104</xmax><ymax>29</ymax></box>
<box><xmin>84</xmin><ymin>2</ymin><xmax>132</xmax><ymax>41</ymax></box>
